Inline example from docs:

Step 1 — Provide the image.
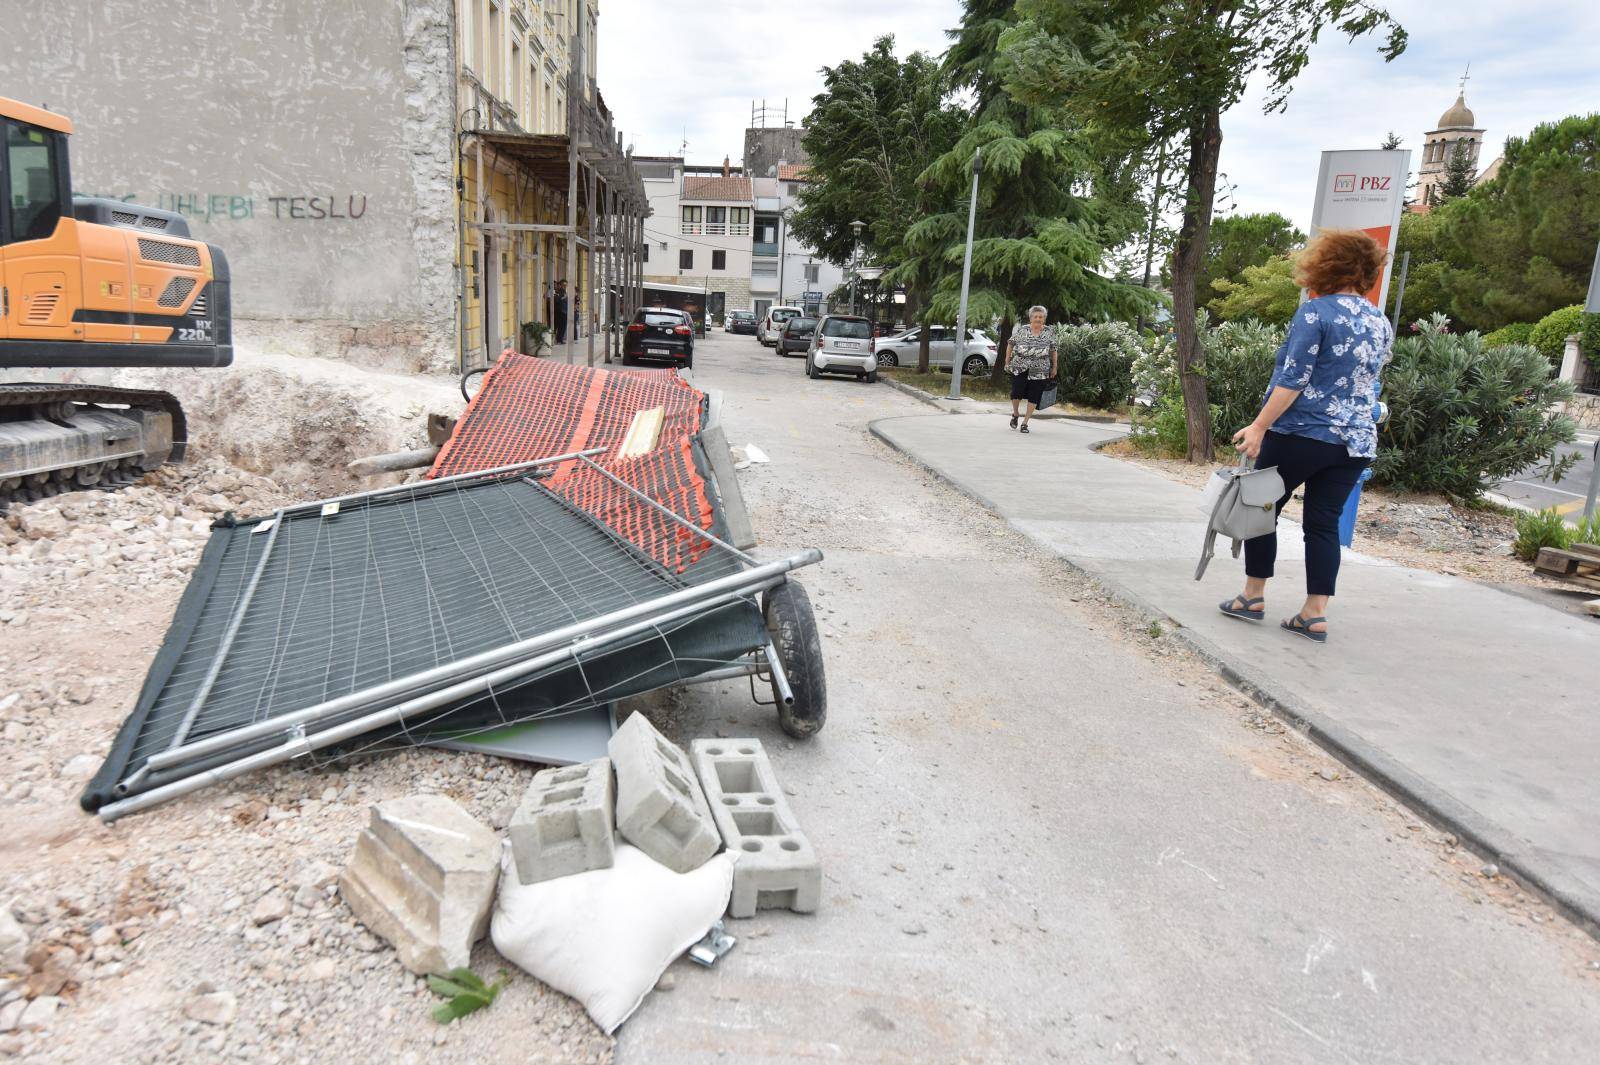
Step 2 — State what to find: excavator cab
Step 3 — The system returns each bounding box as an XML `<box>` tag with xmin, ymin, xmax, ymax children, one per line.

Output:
<box><xmin>1</xmin><ymin>96</ymin><xmax>233</xmax><ymax>506</ymax></box>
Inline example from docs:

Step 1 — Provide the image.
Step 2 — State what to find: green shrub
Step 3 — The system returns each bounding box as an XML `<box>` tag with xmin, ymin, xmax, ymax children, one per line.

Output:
<box><xmin>1199</xmin><ymin>318</ymin><xmax>1280</xmax><ymax>442</ymax></box>
<box><xmin>1529</xmin><ymin>304</ymin><xmax>1585</xmax><ymax>363</ymax></box>
<box><xmin>1574</xmin><ymin>511</ymin><xmax>1600</xmax><ymax>548</ymax></box>
<box><xmin>1513</xmin><ymin>508</ymin><xmax>1574</xmax><ymax>561</ymax></box>
<box><xmin>1056</xmin><ymin>322</ymin><xmax>1140</xmax><ymax>409</ymax></box>
<box><xmin>1131</xmin><ymin>393</ymin><xmax>1194</xmax><ymax>456</ymax></box>
<box><xmin>1482</xmin><ymin>322</ymin><xmax>1536</xmax><ymax>348</ymax></box>
<box><xmin>1374</xmin><ymin>315</ymin><xmax>1578</xmax><ymax>498</ymax></box>
<box><xmin>1583</xmin><ymin>312</ymin><xmax>1600</xmax><ymax>370</ymax></box>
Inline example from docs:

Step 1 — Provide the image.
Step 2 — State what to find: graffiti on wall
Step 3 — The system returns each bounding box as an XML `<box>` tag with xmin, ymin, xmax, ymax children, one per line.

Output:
<box><xmin>74</xmin><ymin>192</ymin><xmax>369</xmax><ymax>222</ymax></box>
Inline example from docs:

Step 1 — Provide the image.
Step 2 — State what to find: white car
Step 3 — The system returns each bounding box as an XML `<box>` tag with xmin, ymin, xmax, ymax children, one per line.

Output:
<box><xmin>805</xmin><ymin>314</ymin><xmax>878</xmax><ymax>383</ymax></box>
<box><xmin>759</xmin><ymin>306</ymin><xmax>803</xmax><ymax>347</ymax></box>
<box><xmin>872</xmin><ymin>326</ymin><xmax>998</xmax><ymax>375</ymax></box>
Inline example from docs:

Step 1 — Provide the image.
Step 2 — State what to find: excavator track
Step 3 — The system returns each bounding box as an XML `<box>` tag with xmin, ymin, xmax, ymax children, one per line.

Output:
<box><xmin>0</xmin><ymin>383</ymin><xmax>189</xmax><ymax>511</ymax></box>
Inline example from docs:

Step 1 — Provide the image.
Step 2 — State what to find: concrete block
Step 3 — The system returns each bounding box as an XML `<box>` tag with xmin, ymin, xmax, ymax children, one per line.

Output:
<box><xmin>691</xmin><ymin>739</ymin><xmax>820</xmax><ymax>918</ymax></box>
<box><xmin>338</xmin><ymin>794</ymin><xmax>500</xmax><ymax>975</ymax></box>
<box><xmin>508</xmin><ymin>758</ymin><xmax>616</xmax><ymax>885</ymax></box>
<box><xmin>607</xmin><ymin>713</ymin><xmax>720</xmax><ymax>874</ymax></box>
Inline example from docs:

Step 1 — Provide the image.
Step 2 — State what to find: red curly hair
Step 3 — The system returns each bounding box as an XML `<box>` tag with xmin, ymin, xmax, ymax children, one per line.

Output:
<box><xmin>1294</xmin><ymin>229</ymin><xmax>1387</xmax><ymax>297</ymax></box>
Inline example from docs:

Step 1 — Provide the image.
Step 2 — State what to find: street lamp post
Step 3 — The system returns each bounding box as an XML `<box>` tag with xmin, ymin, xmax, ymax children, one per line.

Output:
<box><xmin>849</xmin><ymin>220</ymin><xmax>864</xmax><ymax>316</ymax></box>
<box><xmin>950</xmin><ymin>148</ymin><xmax>982</xmax><ymax>400</ymax></box>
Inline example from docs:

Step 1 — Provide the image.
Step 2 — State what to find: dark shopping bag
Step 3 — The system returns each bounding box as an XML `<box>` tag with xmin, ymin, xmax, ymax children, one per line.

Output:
<box><xmin>1035</xmin><ymin>380</ymin><xmax>1059</xmax><ymax>411</ymax></box>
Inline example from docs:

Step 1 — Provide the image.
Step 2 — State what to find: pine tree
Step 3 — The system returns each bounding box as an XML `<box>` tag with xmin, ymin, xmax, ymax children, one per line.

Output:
<box><xmin>1439</xmin><ymin>140</ymin><xmax>1476</xmax><ymax>200</ymax></box>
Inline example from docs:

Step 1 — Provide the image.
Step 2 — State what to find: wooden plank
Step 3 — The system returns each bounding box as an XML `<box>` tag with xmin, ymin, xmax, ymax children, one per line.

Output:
<box><xmin>1534</xmin><ymin>548</ymin><xmax>1581</xmax><ymax>575</ymax></box>
<box><xmin>1568</xmin><ymin>543</ymin><xmax>1600</xmax><ymax>563</ymax></box>
<box><xmin>616</xmin><ymin>406</ymin><xmax>664</xmax><ymax>459</ymax></box>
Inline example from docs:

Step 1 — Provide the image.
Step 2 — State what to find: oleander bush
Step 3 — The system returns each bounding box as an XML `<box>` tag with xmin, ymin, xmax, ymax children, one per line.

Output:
<box><xmin>1374</xmin><ymin>316</ymin><xmax>1578</xmax><ymax>498</ymax></box>
<box><xmin>1055</xmin><ymin>322</ymin><xmax>1140</xmax><ymax>409</ymax></box>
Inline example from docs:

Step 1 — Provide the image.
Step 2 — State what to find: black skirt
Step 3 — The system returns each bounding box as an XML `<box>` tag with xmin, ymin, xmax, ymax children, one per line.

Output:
<box><xmin>1010</xmin><ymin>373</ymin><xmax>1048</xmax><ymax>405</ymax></box>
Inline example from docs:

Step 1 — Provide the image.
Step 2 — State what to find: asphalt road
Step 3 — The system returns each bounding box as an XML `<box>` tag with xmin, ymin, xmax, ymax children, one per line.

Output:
<box><xmin>1496</xmin><ymin>434</ymin><xmax>1600</xmax><ymax>521</ymax></box>
<box><xmin>616</xmin><ymin>329</ymin><xmax>1600</xmax><ymax>1064</ymax></box>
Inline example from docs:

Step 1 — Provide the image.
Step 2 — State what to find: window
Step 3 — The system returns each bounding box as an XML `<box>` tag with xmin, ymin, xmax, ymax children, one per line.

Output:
<box><xmin>822</xmin><ymin>318</ymin><xmax>872</xmax><ymax>339</ymax></box>
<box><xmin>488</xmin><ymin>3</ymin><xmax>503</xmax><ymax>97</ymax></box>
<box><xmin>4</xmin><ymin>123</ymin><xmax>62</xmax><ymax>244</ymax></box>
<box><xmin>712</xmin><ymin>250</ymin><xmax>726</xmax><ymax>271</ymax></box>
<box><xmin>756</xmin><ymin>222</ymin><xmax>777</xmax><ymax>244</ymax></box>
<box><xmin>706</xmin><ymin>207</ymin><xmax>726</xmax><ymax>224</ymax></box>
<box><xmin>803</xmin><ymin>263</ymin><xmax>819</xmax><ymax>284</ymax></box>
<box><xmin>466</xmin><ymin>0</ymin><xmax>482</xmax><ymax>75</ymax></box>
<box><xmin>680</xmin><ymin>205</ymin><xmax>701</xmax><ymax>235</ymax></box>
<box><xmin>679</xmin><ymin>249</ymin><xmax>693</xmax><ymax>270</ymax></box>
<box><xmin>510</xmin><ymin>41</ymin><xmax>522</xmax><ymax>117</ymax></box>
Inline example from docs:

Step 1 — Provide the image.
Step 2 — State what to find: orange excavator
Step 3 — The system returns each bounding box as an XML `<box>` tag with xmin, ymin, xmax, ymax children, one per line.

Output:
<box><xmin>0</xmin><ymin>95</ymin><xmax>231</xmax><ymax>508</ymax></box>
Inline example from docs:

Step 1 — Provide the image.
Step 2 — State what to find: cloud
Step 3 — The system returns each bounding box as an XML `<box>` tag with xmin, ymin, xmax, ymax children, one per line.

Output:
<box><xmin>595</xmin><ymin>0</ymin><xmax>961</xmax><ymax>159</ymax></box>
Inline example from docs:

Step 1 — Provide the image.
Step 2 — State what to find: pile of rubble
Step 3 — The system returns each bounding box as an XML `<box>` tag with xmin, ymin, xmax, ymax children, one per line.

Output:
<box><xmin>339</xmin><ymin>713</ymin><xmax>818</xmax><ymax>1033</ymax></box>
<box><xmin>1357</xmin><ymin>498</ymin><xmax>1517</xmax><ymax>556</ymax></box>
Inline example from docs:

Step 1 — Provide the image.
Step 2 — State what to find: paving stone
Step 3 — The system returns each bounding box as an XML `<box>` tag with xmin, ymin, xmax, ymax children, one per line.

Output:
<box><xmin>608</xmin><ymin>713</ymin><xmax>719</xmax><ymax>874</ymax></box>
<box><xmin>508</xmin><ymin>758</ymin><xmax>615</xmax><ymax>885</ymax></box>
<box><xmin>338</xmin><ymin>795</ymin><xmax>500</xmax><ymax>975</ymax></box>
<box><xmin>691</xmin><ymin>739</ymin><xmax>820</xmax><ymax>918</ymax></box>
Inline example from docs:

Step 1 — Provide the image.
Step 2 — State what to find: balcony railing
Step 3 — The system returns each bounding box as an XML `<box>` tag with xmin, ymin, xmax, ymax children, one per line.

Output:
<box><xmin>680</xmin><ymin>222</ymin><xmax>751</xmax><ymax>236</ymax></box>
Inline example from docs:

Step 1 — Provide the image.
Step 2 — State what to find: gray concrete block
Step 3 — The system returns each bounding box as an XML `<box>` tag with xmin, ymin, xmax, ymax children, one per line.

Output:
<box><xmin>508</xmin><ymin>758</ymin><xmax>616</xmax><ymax>885</ymax></box>
<box><xmin>338</xmin><ymin>794</ymin><xmax>500</xmax><ymax>975</ymax></box>
<box><xmin>607</xmin><ymin>713</ymin><xmax>720</xmax><ymax>874</ymax></box>
<box><xmin>691</xmin><ymin>739</ymin><xmax>820</xmax><ymax>918</ymax></box>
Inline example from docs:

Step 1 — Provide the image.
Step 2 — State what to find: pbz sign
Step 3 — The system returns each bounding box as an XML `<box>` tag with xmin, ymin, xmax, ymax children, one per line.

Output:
<box><xmin>1333</xmin><ymin>173</ymin><xmax>1393</xmax><ymax>194</ymax></box>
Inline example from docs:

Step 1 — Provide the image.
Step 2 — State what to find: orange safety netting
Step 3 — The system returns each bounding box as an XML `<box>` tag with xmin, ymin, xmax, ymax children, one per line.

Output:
<box><xmin>428</xmin><ymin>354</ymin><xmax>716</xmax><ymax>573</ymax></box>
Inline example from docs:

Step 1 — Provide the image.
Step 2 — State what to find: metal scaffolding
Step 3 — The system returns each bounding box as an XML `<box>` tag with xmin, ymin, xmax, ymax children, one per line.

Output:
<box><xmin>456</xmin><ymin>0</ymin><xmax>649</xmax><ymax>372</ymax></box>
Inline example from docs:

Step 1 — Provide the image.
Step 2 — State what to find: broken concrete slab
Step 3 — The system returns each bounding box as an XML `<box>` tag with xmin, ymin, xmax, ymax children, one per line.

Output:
<box><xmin>691</xmin><ymin>739</ymin><xmax>820</xmax><ymax>918</ymax></box>
<box><xmin>608</xmin><ymin>713</ymin><xmax>720</xmax><ymax>874</ymax></box>
<box><xmin>509</xmin><ymin>758</ymin><xmax>616</xmax><ymax>885</ymax></box>
<box><xmin>338</xmin><ymin>794</ymin><xmax>500</xmax><ymax>975</ymax></box>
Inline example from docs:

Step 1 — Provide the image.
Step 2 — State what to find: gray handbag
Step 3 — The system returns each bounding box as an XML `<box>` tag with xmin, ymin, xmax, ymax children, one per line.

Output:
<box><xmin>1194</xmin><ymin>464</ymin><xmax>1286</xmax><ymax>580</ymax></box>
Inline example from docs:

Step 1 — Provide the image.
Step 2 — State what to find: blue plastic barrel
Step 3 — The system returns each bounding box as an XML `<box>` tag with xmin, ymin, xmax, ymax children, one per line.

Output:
<box><xmin>1338</xmin><ymin>468</ymin><xmax>1373</xmax><ymax>547</ymax></box>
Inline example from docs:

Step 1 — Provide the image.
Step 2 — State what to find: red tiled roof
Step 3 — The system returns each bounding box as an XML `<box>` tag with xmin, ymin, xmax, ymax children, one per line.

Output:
<box><xmin>682</xmin><ymin>175</ymin><xmax>752</xmax><ymax>202</ymax></box>
<box><xmin>777</xmin><ymin>164</ymin><xmax>811</xmax><ymax>181</ymax></box>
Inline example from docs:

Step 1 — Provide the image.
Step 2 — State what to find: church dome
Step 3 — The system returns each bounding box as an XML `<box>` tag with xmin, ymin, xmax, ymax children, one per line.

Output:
<box><xmin>1437</xmin><ymin>94</ymin><xmax>1476</xmax><ymax>130</ymax></box>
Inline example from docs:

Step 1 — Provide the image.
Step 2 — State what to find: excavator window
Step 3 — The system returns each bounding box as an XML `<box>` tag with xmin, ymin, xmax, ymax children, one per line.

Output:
<box><xmin>3</xmin><ymin>122</ymin><xmax>63</xmax><ymax>244</ymax></box>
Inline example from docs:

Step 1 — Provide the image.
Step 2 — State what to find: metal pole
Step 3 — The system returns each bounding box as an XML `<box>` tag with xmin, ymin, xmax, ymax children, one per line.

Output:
<box><xmin>1585</xmin><ymin>438</ymin><xmax>1599</xmax><ymax>521</ymax></box>
<box><xmin>949</xmin><ymin>147</ymin><xmax>982</xmax><ymax>400</ymax></box>
<box><xmin>132</xmin><ymin>550</ymin><xmax>824</xmax><ymax>781</ymax></box>
<box><xmin>1389</xmin><ymin>249</ymin><xmax>1411</xmax><ymax>331</ymax></box>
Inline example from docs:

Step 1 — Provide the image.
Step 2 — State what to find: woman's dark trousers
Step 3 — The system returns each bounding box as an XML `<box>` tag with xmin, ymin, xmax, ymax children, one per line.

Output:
<box><xmin>1244</xmin><ymin>430</ymin><xmax>1371</xmax><ymax>597</ymax></box>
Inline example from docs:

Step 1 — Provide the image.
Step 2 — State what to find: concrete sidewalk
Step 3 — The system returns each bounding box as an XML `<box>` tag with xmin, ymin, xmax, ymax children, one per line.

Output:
<box><xmin>871</xmin><ymin>410</ymin><xmax>1600</xmax><ymax>933</ymax></box>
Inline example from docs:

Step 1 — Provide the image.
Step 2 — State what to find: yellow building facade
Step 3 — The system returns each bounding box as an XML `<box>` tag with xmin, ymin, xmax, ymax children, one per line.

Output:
<box><xmin>455</xmin><ymin>0</ymin><xmax>641</xmax><ymax>371</ymax></box>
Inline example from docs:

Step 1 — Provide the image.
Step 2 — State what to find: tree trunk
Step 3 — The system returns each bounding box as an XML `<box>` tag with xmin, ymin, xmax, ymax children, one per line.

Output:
<box><xmin>1170</xmin><ymin>108</ymin><xmax>1223</xmax><ymax>463</ymax></box>
<box><xmin>906</xmin><ymin>288</ymin><xmax>932</xmax><ymax>373</ymax></box>
<box><xmin>987</xmin><ymin>316</ymin><xmax>1014</xmax><ymax>388</ymax></box>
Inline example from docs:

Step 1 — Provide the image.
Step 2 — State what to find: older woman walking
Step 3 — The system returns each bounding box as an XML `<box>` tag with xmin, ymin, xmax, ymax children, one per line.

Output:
<box><xmin>1005</xmin><ymin>305</ymin><xmax>1057</xmax><ymax>433</ymax></box>
<box><xmin>1220</xmin><ymin>229</ymin><xmax>1395</xmax><ymax>644</ymax></box>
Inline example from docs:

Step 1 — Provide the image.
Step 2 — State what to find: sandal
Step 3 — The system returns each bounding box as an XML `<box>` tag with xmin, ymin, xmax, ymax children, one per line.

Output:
<box><xmin>1009</xmin><ymin>415</ymin><xmax>1018</xmax><ymax>429</ymax></box>
<box><xmin>1218</xmin><ymin>595</ymin><xmax>1264</xmax><ymax>622</ymax></box>
<box><xmin>1019</xmin><ymin>424</ymin><xmax>1030</xmax><ymax>433</ymax></box>
<box><xmin>1281</xmin><ymin>614</ymin><xmax>1328</xmax><ymax>643</ymax></box>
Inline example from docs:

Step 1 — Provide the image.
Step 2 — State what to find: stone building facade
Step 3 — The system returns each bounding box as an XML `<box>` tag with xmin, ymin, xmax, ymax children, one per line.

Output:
<box><xmin>1416</xmin><ymin>93</ymin><xmax>1485</xmax><ymax>207</ymax></box>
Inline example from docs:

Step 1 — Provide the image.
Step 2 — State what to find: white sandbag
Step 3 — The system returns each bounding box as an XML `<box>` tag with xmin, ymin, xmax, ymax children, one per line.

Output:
<box><xmin>491</xmin><ymin>842</ymin><xmax>735</xmax><ymax>1033</ymax></box>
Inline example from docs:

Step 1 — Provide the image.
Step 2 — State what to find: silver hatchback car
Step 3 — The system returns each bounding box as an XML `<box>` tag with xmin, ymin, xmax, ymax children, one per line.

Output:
<box><xmin>806</xmin><ymin>314</ymin><xmax>878</xmax><ymax>382</ymax></box>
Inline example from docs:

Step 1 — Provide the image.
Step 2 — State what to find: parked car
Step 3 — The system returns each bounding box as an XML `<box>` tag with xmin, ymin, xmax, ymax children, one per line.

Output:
<box><xmin>871</xmin><ymin>326</ymin><xmax>998</xmax><ymax>375</ymax></box>
<box><xmin>776</xmin><ymin>316</ymin><xmax>818</xmax><ymax>357</ymax></box>
<box><xmin>726</xmin><ymin>310</ymin><xmax>757</xmax><ymax>335</ymax></box>
<box><xmin>805</xmin><ymin>314</ymin><xmax>878</xmax><ymax>382</ymax></box>
<box><xmin>759</xmin><ymin>305</ymin><xmax>803</xmax><ymax>346</ymax></box>
<box><xmin>622</xmin><ymin>308</ymin><xmax>694</xmax><ymax>368</ymax></box>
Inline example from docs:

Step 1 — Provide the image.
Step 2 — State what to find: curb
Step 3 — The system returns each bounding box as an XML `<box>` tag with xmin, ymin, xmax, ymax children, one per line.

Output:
<box><xmin>867</xmin><ymin>415</ymin><xmax>1600</xmax><ymax>941</ymax></box>
<box><xmin>877</xmin><ymin>374</ymin><xmax>1122</xmax><ymax>423</ymax></box>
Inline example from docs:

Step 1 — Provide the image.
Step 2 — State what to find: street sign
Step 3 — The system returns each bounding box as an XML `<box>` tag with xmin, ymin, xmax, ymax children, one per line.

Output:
<box><xmin>1309</xmin><ymin>148</ymin><xmax>1411</xmax><ymax>310</ymax></box>
<box><xmin>802</xmin><ymin>291</ymin><xmax>823</xmax><ymax>301</ymax></box>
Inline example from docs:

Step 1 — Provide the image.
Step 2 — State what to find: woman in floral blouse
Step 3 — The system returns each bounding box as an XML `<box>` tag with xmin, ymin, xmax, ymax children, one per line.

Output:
<box><xmin>1220</xmin><ymin>230</ymin><xmax>1394</xmax><ymax>644</ymax></box>
<box><xmin>1005</xmin><ymin>305</ymin><xmax>1057</xmax><ymax>433</ymax></box>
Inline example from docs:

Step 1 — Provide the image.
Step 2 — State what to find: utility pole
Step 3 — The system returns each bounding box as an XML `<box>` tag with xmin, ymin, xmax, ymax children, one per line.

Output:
<box><xmin>949</xmin><ymin>148</ymin><xmax>982</xmax><ymax>400</ymax></box>
<box><xmin>849</xmin><ymin>220</ymin><xmax>864</xmax><ymax>316</ymax></box>
<box><xmin>1389</xmin><ymin>250</ymin><xmax>1411</xmax><ymax>331</ymax></box>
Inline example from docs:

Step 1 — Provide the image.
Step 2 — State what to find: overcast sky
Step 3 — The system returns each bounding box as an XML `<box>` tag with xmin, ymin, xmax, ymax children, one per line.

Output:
<box><xmin>596</xmin><ymin>0</ymin><xmax>1600</xmax><ymax>233</ymax></box>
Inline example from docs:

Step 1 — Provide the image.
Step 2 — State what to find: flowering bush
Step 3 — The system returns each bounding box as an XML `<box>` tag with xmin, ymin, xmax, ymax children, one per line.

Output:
<box><xmin>1055</xmin><ymin>322</ymin><xmax>1141</xmax><ymax>409</ymax></box>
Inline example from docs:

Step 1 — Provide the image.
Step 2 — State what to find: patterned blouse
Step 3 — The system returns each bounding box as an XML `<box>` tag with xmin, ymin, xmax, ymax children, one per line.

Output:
<box><xmin>1008</xmin><ymin>325</ymin><xmax>1056</xmax><ymax>380</ymax></box>
<box><xmin>1266</xmin><ymin>294</ymin><xmax>1395</xmax><ymax>459</ymax></box>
